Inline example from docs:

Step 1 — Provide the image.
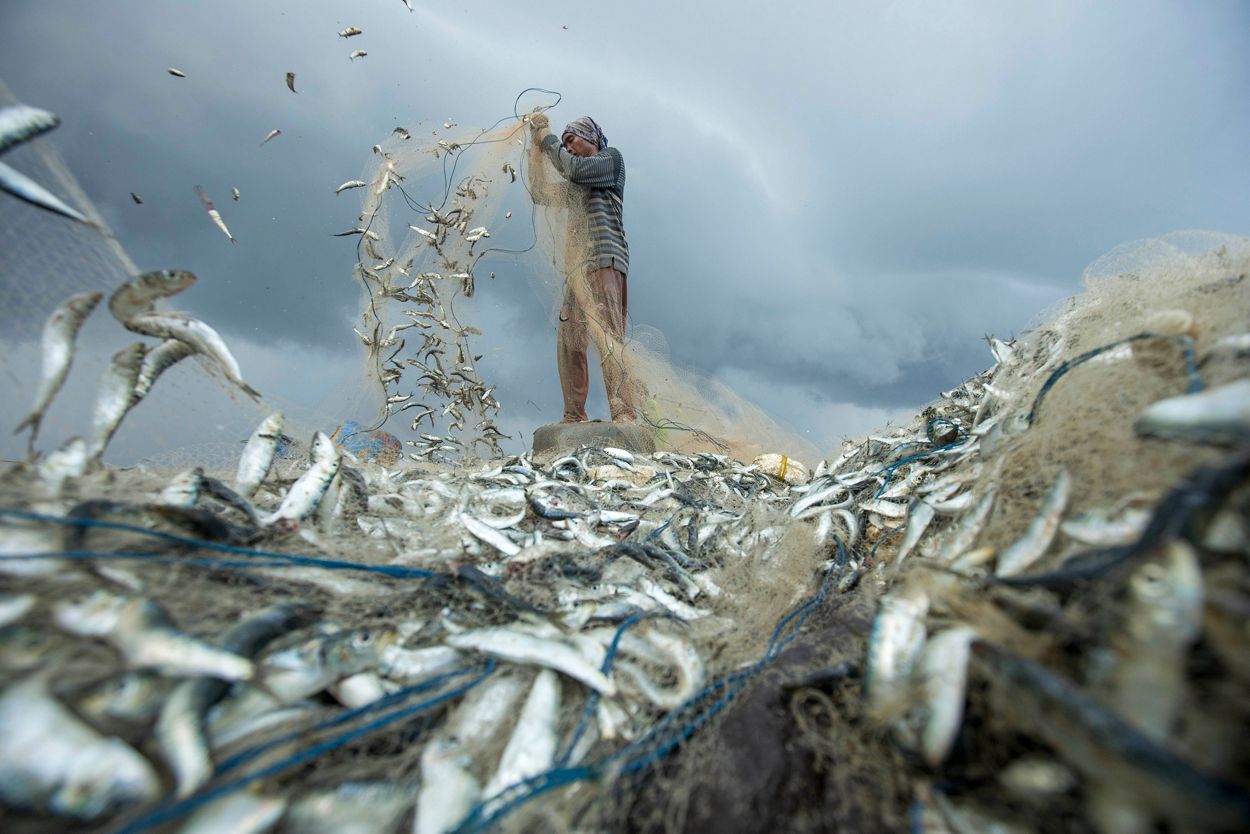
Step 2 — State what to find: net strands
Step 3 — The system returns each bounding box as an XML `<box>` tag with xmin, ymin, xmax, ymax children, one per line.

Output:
<box><xmin>350</xmin><ymin>93</ymin><xmax>818</xmax><ymax>465</ymax></box>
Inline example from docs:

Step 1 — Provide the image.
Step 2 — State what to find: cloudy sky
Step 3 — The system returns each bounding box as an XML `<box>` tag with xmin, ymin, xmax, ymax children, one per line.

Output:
<box><xmin>1</xmin><ymin>0</ymin><xmax>1247</xmax><ymax>464</ymax></box>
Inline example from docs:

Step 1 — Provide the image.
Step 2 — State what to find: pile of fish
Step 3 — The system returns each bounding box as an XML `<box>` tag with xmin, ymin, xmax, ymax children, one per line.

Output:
<box><xmin>4</xmin><ymin>257</ymin><xmax>1250</xmax><ymax>833</ymax></box>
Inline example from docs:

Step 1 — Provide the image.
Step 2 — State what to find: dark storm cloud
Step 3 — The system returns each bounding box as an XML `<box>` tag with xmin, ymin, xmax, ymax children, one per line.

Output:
<box><xmin>2</xmin><ymin>0</ymin><xmax>1248</xmax><ymax>458</ymax></box>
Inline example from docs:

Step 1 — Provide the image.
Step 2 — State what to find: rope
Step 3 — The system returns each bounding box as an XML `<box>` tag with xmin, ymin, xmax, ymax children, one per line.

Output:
<box><xmin>455</xmin><ymin>536</ymin><xmax>846</xmax><ymax>832</ymax></box>
<box><xmin>0</xmin><ymin>507</ymin><xmax>439</xmax><ymax>579</ymax></box>
<box><xmin>1026</xmin><ymin>332</ymin><xmax>1203</xmax><ymax>426</ymax></box>
<box><xmin>110</xmin><ymin>661</ymin><xmax>496</xmax><ymax>834</ymax></box>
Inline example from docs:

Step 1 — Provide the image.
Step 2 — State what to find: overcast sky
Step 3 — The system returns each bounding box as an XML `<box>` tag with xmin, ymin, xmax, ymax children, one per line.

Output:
<box><xmin>1</xmin><ymin>0</ymin><xmax>1248</xmax><ymax>464</ymax></box>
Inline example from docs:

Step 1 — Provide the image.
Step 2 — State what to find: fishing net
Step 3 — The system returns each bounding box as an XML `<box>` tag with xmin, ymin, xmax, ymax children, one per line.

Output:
<box><xmin>343</xmin><ymin>101</ymin><xmax>820</xmax><ymax>469</ymax></box>
<box><xmin>4</xmin><ymin>70</ymin><xmax>1250</xmax><ymax>834</ymax></box>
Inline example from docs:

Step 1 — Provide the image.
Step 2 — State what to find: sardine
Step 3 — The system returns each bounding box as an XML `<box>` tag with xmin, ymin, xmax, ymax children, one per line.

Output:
<box><xmin>260</xmin><ymin>625</ymin><xmax>396</xmax><ymax>702</ymax></box>
<box><xmin>124</xmin><ymin>310</ymin><xmax>260</xmax><ymax>398</ymax></box>
<box><xmin>235</xmin><ymin>412</ymin><xmax>284</xmax><ymax>498</ymax></box>
<box><xmin>484</xmin><ymin>668</ymin><xmax>560</xmax><ymax>796</ymax></box>
<box><xmin>894</xmin><ymin>499</ymin><xmax>936</xmax><ymax>569</ymax></box>
<box><xmin>865</xmin><ymin>587</ymin><xmax>929</xmax><ymax>720</ymax></box>
<box><xmin>349</xmin><ymin>49</ymin><xmax>368</xmax><ymax>59</ymax></box>
<box><xmin>338</xmin><ymin>26</ymin><xmax>364</xmax><ymax>37</ymax></box>
<box><xmin>335</xmin><ymin>179</ymin><xmax>367</xmax><ymax>194</ymax></box>
<box><xmin>53</xmin><ymin>591</ymin><xmax>254</xmax><ymax>680</ymax></box>
<box><xmin>127</xmin><ymin>335</ymin><xmax>193</xmax><ymax>401</ymax></box>
<box><xmin>446</xmin><ymin>672</ymin><xmax>527</xmax><ymax>756</ymax></box>
<box><xmin>76</xmin><ymin>671</ymin><xmax>172</xmax><ymax>724</ymax></box>
<box><xmin>1135</xmin><ymin>378</ymin><xmax>1250</xmax><ymax>446</ymax></box>
<box><xmin>177</xmin><ymin>793</ymin><xmax>288</xmax><ymax>834</ymax></box>
<box><xmin>286</xmin><ymin>782</ymin><xmax>414</xmax><ymax>834</ymax></box>
<box><xmin>157</xmin><ymin>466</ymin><xmax>204</xmax><ymax>507</ymax></box>
<box><xmin>0</xmin><ymin>103</ymin><xmax>59</xmax><ymax>155</ymax></box>
<box><xmin>995</xmin><ymin>469</ymin><xmax>1071</xmax><ymax>577</ymax></box>
<box><xmin>447</xmin><ymin>627</ymin><xmax>617</xmax><ymax>695</ymax></box>
<box><xmin>231</xmin><ymin>186</ymin><xmax>240</xmax><ymax>201</ymax></box>
<box><xmin>378</xmin><ymin>643</ymin><xmax>462</xmax><ymax>683</ymax></box>
<box><xmin>108</xmin><ymin>268</ymin><xmax>197</xmax><ymax>323</ymax></box>
<box><xmin>0</xmin><ymin>674</ymin><xmax>160</xmax><ymax>819</ymax></box>
<box><xmin>938</xmin><ymin>491</ymin><xmax>995</xmax><ymax>563</ymax></box>
<box><xmin>264</xmin><ymin>431</ymin><xmax>340</xmax><ymax>525</ymax></box>
<box><xmin>285</xmin><ymin>72</ymin><xmax>298</xmax><ymax>93</ymax></box>
<box><xmin>14</xmin><ymin>290</ymin><xmax>103</xmax><ymax>443</ymax></box>
<box><xmin>194</xmin><ymin>185</ymin><xmax>235</xmax><ymax>241</ymax></box>
<box><xmin>0</xmin><ymin>159</ymin><xmax>90</xmax><ymax>224</ymax></box>
<box><xmin>85</xmin><ymin>342</ymin><xmax>146</xmax><ymax>462</ymax></box>
<box><xmin>168</xmin><ymin>67</ymin><xmax>186</xmax><ymax>77</ymax></box>
<box><xmin>157</xmin><ymin>604</ymin><xmax>310</xmax><ymax>796</ymax></box>
<box><xmin>918</xmin><ymin>626</ymin><xmax>977</xmax><ymax>767</ymax></box>
<box><xmin>415</xmin><ymin>737</ymin><xmax>478</xmax><ymax>834</ymax></box>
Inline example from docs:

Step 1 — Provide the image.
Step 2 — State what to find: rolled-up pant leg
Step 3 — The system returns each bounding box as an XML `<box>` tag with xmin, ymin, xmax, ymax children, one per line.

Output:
<box><xmin>557</xmin><ymin>266</ymin><xmax>637</xmax><ymax>423</ymax></box>
<box><xmin>557</xmin><ymin>287</ymin><xmax>590</xmax><ymax>423</ymax></box>
<box><xmin>595</xmin><ymin>267</ymin><xmax>637</xmax><ymax>422</ymax></box>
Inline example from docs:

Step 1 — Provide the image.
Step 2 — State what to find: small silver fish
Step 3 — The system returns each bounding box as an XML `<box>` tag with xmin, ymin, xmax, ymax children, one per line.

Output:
<box><xmin>484</xmin><ymin>669</ymin><xmax>560</xmax><ymax>797</ymax></box>
<box><xmin>231</xmin><ymin>186</ymin><xmax>240</xmax><ymax>201</ymax></box>
<box><xmin>130</xmin><ymin>191</ymin><xmax>142</xmax><ymax>204</ymax></box>
<box><xmin>260</xmin><ymin>626</ymin><xmax>396</xmax><ymax>702</ymax></box>
<box><xmin>350</xmin><ymin>50</ymin><xmax>368</xmax><ymax>60</ymax></box>
<box><xmin>264</xmin><ymin>431</ymin><xmax>341</xmax><ymax>525</ymax></box>
<box><xmin>235</xmin><ymin>412</ymin><xmax>285</xmax><ymax>499</ymax></box>
<box><xmin>285</xmin><ymin>72</ymin><xmax>298</xmax><ymax>93</ymax></box>
<box><xmin>0</xmin><ymin>159</ymin><xmax>90</xmax><ymax>224</ymax></box>
<box><xmin>14</xmin><ymin>290</ymin><xmax>103</xmax><ymax>444</ymax></box>
<box><xmin>865</xmin><ymin>586</ymin><xmax>929</xmax><ymax>720</ymax></box>
<box><xmin>286</xmin><ymin>782</ymin><xmax>413</xmax><ymax>834</ymax></box>
<box><xmin>168</xmin><ymin>67</ymin><xmax>186</xmax><ymax>77</ymax></box>
<box><xmin>1135</xmin><ymin>379</ymin><xmax>1250</xmax><ymax>446</ymax></box>
<box><xmin>335</xmin><ymin>179</ymin><xmax>367</xmax><ymax>194</ymax></box>
<box><xmin>995</xmin><ymin>469</ymin><xmax>1071</xmax><ymax>577</ymax></box>
<box><xmin>393</xmin><ymin>126</ymin><xmax>411</xmax><ymax>139</ymax></box>
<box><xmin>338</xmin><ymin>26</ymin><xmax>363</xmax><ymax>37</ymax></box>
<box><xmin>108</xmin><ymin>268</ymin><xmax>197</xmax><ymax>323</ymax></box>
<box><xmin>53</xmin><ymin>591</ymin><xmax>254</xmax><ymax>680</ymax></box>
<box><xmin>0</xmin><ymin>104</ymin><xmax>59</xmax><ymax>155</ymax></box>
<box><xmin>918</xmin><ymin>626</ymin><xmax>977</xmax><ymax>766</ymax></box>
<box><xmin>157</xmin><ymin>467</ymin><xmax>203</xmax><ymax>507</ymax></box>
<box><xmin>261</xmin><ymin>128</ymin><xmax>282</xmax><ymax>146</ymax></box>
<box><xmin>893</xmin><ymin>499</ymin><xmax>936</xmax><ymax>569</ymax></box>
<box><xmin>447</xmin><ymin>627</ymin><xmax>616</xmax><ymax>695</ymax></box>
<box><xmin>133</xmin><ymin>337</ymin><xmax>196</xmax><ymax>401</ymax></box>
<box><xmin>178</xmin><ymin>794</ymin><xmax>288</xmax><ymax>834</ymax></box>
<box><xmin>85</xmin><ymin>342</ymin><xmax>146</xmax><ymax>462</ymax></box>
<box><xmin>194</xmin><ymin>185</ymin><xmax>235</xmax><ymax>241</ymax></box>
<box><xmin>124</xmin><ymin>311</ymin><xmax>260</xmax><ymax>399</ymax></box>
<box><xmin>416</xmin><ymin>738</ymin><xmax>478</xmax><ymax>834</ymax></box>
<box><xmin>76</xmin><ymin>672</ymin><xmax>172</xmax><ymax>724</ymax></box>
<box><xmin>0</xmin><ymin>674</ymin><xmax>160</xmax><ymax>819</ymax></box>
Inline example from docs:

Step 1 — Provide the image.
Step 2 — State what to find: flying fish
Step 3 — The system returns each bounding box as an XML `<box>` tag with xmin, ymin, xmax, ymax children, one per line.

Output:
<box><xmin>194</xmin><ymin>185</ymin><xmax>235</xmax><ymax>242</ymax></box>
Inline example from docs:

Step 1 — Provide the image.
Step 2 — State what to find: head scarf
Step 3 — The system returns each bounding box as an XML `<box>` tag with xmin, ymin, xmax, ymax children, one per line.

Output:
<box><xmin>561</xmin><ymin>116</ymin><xmax>608</xmax><ymax>152</ymax></box>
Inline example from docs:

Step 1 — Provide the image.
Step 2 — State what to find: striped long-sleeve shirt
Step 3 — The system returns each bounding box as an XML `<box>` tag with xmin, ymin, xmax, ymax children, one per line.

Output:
<box><xmin>541</xmin><ymin>133</ymin><xmax>629</xmax><ymax>276</ymax></box>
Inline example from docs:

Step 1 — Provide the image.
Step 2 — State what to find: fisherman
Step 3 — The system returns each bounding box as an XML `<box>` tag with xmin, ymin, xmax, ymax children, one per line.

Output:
<box><xmin>528</xmin><ymin>112</ymin><xmax>638</xmax><ymax>424</ymax></box>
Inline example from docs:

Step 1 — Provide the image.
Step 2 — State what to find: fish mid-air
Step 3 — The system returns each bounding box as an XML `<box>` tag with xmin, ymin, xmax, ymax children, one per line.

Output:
<box><xmin>0</xmin><ymin>104</ymin><xmax>91</xmax><ymax>225</ymax></box>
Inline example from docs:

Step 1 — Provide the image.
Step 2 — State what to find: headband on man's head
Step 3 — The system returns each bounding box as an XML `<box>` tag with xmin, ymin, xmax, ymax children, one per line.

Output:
<box><xmin>562</xmin><ymin>116</ymin><xmax>608</xmax><ymax>151</ymax></box>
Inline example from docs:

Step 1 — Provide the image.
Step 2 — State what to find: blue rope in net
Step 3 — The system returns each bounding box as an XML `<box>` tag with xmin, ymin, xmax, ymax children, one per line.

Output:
<box><xmin>110</xmin><ymin>661</ymin><xmax>496</xmax><ymax>834</ymax></box>
<box><xmin>454</xmin><ymin>536</ymin><xmax>847</xmax><ymax>832</ymax></box>
<box><xmin>0</xmin><ymin>507</ymin><xmax>438</xmax><ymax>579</ymax></box>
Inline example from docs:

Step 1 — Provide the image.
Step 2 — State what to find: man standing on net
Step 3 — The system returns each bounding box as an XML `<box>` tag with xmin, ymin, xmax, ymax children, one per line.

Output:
<box><xmin>529</xmin><ymin>112</ymin><xmax>638</xmax><ymax>423</ymax></box>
